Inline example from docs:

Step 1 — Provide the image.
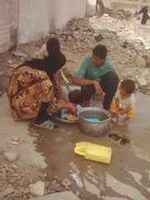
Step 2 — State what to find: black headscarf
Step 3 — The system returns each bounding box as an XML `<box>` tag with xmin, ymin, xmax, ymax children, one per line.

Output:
<box><xmin>20</xmin><ymin>38</ymin><xmax>66</xmax><ymax>75</ymax></box>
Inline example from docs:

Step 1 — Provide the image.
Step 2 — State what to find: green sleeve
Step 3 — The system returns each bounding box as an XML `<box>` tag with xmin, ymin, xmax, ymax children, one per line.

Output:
<box><xmin>75</xmin><ymin>56</ymin><xmax>89</xmax><ymax>78</ymax></box>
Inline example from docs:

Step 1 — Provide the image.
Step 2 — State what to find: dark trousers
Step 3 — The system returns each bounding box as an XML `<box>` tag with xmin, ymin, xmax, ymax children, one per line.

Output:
<box><xmin>81</xmin><ymin>71</ymin><xmax>119</xmax><ymax>110</ymax></box>
<box><xmin>34</xmin><ymin>103</ymin><xmax>49</xmax><ymax>124</ymax></box>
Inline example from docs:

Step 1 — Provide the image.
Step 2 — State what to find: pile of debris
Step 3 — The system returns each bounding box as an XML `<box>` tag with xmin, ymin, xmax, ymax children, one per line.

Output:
<box><xmin>0</xmin><ymin>155</ymin><xmax>32</xmax><ymax>200</ymax></box>
<box><xmin>49</xmin><ymin>18</ymin><xmax>96</xmax><ymax>51</ymax></box>
<box><xmin>0</xmin><ymin>152</ymin><xmax>70</xmax><ymax>200</ymax></box>
<box><xmin>90</xmin><ymin>14</ymin><xmax>145</xmax><ymax>49</ymax></box>
<box><xmin>50</xmin><ymin>16</ymin><xmax>150</xmax><ymax>93</ymax></box>
<box><xmin>4</xmin><ymin>14</ymin><xmax>150</xmax><ymax>95</ymax></box>
<box><xmin>88</xmin><ymin>14</ymin><xmax>150</xmax><ymax>93</ymax></box>
<box><xmin>107</xmin><ymin>8</ymin><xmax>132</xmax><ymax>20</ymax></box>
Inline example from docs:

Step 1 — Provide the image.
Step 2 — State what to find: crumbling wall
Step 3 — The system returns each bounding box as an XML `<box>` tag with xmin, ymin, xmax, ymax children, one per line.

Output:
<box><xmin>0</xmin><ymin>1</ymin><xmax>10</xmax><ymax>53</ymax></box>
<box><xmin>52</xmin><ymin>0</ymin><xmax>87</xmax><ymax>29</ymax></box>
<box><xmin>0</xmin><ymin>0</ymin><xmax>18</xmax><ymax>53</ymax></box>
<box><xmin>18</xmin><ymin>0</ymin><xmax>50</xmax><ymax>43</ymax></box>
<box><xmin>9</xmin><ymin>0</ymin><xmax>19</xmax><ymax>47</ymax></box>
<box><xmin>18</xmin><ymin>0</ymin><xmax>87</xmax><ymax>43</ymax></box>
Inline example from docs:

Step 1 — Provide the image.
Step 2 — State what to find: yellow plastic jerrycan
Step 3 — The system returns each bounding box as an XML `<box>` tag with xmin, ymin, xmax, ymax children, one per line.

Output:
<box><xmin>75</xmin><ymin>142</ymin><xmax>112</xmax><ymax>164</ymax></box>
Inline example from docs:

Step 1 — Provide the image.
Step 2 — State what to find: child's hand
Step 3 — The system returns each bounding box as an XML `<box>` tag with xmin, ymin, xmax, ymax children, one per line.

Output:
<box><xmin>94</xmin><ymin>81</ymin><xmax>105</xmax><ymax>96</ymax></box>
<box><xmin>56</xmin><ymin>100</ymin><xmax>67</xmax><ymax>109</ymax></box>
<box><xmin>65</xmin><ymin>102</ymin><xmax>76</xmax><ymax>114</ymax></box>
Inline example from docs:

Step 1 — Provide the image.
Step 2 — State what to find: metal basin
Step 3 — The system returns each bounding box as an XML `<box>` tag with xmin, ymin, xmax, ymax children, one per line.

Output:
<box><xmin>78</xmin><ymin>107</ymin><xmax>111</xmax><ymax>137</ymax></box>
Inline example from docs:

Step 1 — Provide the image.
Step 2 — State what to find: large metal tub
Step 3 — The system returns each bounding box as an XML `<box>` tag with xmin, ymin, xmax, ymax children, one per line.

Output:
<box><xmin>78</xmin><ymin>107</ymin><xmax>111</xmax><ymax>137</ymax></box>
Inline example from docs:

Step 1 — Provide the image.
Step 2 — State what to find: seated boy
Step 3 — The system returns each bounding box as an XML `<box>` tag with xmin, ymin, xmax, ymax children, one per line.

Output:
<box><xmin>111</xmin><ymin>79</ymin><xmax>136</xmax><ymax>124</ymax></box>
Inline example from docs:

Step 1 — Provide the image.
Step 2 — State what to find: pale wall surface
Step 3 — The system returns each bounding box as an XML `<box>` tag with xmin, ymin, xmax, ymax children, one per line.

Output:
<box><xmin>18</xmin><ymin>0</ymin><xmax>50</xmax><ymax>43</ymax></box>
<box><xmin>18</xmin><ymin>0</ymin><xmax>87</xmax><ymax>43</ymax></box>
<box><xmin>53</xmin><ymin>0</ymin><xmax>87</xmax><ymax>29</ymax></box>
<box><xmin>0</xmin><ymin>0</ymin><xmax>19</xmax><ymax>53</ymax></box>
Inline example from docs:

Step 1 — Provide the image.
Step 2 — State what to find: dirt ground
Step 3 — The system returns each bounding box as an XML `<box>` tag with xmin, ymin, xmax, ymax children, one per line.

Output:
<box><xmin>0</xmin><ymin>14</ymin><xmax>150</xmax><ymax>200</ymax></box>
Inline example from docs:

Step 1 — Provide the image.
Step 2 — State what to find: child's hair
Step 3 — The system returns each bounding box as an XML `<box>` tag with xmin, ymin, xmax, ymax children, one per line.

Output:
<box><xmin>120</xmin><ymin>79</ymin><xmax>136</xmax><ymax>95</ymax></box>
<box><xmin>93</xmin><ymin>44</ymin><xmax>107</xmax><ymax>60</ymax></box>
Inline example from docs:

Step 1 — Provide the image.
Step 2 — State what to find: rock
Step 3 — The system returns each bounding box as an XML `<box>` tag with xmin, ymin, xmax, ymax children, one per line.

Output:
<box><xmin>62</xmin><ymin>178</ymin><xmax>71</xmax><ymax>190</ymax></box>
<box><xmin>9</xmin><ymin>63</ymin><xmax>19</xmax><ymax>69</ymax></box>
<box><xmin>70</xmin><ymin>173</ymin><xmax>83</xmax><ymax>188</ymax></box>
<box><xmin>95</xmin><ymin>34</ymin><xmax>104</xmax><ymax>42</ymax></box>
<box><xmin>11</xmin><ymin>164</ymin><xmax>18</xmax><ymax>170</ymax></box>
<box><xmin>30</xmin><ymin>191</ymin><xmax>80</xmax><ymax>200</ymax></box>
<box><xmin>12</xmin><ymin>49</ymin><xmax>29</xmax><ymax>59</ymax></box>
<box><xmin>2</xmin><ymin>185</ymin><xmax>14</xmax><ymax>196</ymax></box>
<box><xmin>121</xmin><ymin>41</ymin><xmax>129</xmax><ymax>48</ymax></box>
<box><xmin>145</xmin><ymin>55</ymin><xmax>150</xmax><ymax>68</ymax></box>
<box><xmin>34</xmin><ymin>44</ymin><xmax>47</xmax><ymax>59</ymax></box>
<box><xmin>135</xmin><ymin>55</ymin><xmax>146</xmax><ymax>68</ymax></box>
<box><xmin>136</xmin><ymin>76</ymin><xmax>147</xmax><ymax>87</ymax></box>
<box><xmin>10</xmin><ymin>140</ymin><xmax>20</xmax><ymax>145</ymax></box>
<box><xmin>10</xmin><ymin>137</ymin><xmax>21</xmax><ymax>145</ymax></box>
<box><xmin>4</xmin><ymin>151</ymin><xmax>19</xmax><ymax>162</ymax></box>
<box><xmin>48</xmin><ymin>179</ymin><xmax>64</xmax><ymax>193</ymax></box>
<box><xmin>30</xmin><ymin>181</ymin><xmax>45</xmax><ymax>196</ymax></box>
<box><xmin>8</xmin><ymin>59</ymin><xmax>13</xmax><ymax>65</ymax></box>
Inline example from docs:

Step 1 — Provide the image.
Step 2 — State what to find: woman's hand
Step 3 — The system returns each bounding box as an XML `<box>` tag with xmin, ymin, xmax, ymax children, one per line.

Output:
<box><xmin>56</xmin><ymin>100</ymin><xmax>76</xmax><ymax>114</ymax></box>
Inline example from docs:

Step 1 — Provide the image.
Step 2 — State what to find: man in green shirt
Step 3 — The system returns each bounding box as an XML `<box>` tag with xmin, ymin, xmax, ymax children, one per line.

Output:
<box><xmin>72</xmin><ymin>44</ymin><xmax>119</xmax><ymax>110</ymax></box>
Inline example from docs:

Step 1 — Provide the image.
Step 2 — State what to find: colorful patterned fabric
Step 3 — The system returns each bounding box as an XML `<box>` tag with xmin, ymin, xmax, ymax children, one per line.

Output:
<box><xmin>8</xmin><ymin>66</ymin><xmax>54</xmax><ymax>120</ymax></box>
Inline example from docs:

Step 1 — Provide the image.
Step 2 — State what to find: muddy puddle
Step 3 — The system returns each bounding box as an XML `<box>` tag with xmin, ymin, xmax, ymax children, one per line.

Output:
<box><xmin>32</xmin><ymin>93</ymin><xmax>150</xmax><ymax>199</ymax></box>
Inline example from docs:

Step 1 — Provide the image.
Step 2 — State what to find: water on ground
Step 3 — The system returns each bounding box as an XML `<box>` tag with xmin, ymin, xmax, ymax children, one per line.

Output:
<box><xmin>35</xmin><ymin>93</ymin><xmax>150</xmax><ymax>199</ymax></box>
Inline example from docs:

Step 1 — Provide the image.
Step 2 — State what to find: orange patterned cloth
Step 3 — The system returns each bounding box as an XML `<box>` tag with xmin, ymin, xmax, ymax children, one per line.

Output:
<box><xmin>111</xmin><ymin>93</ymin><xmax>136</xmax><ymax>118</ymax></box>
<box><xmin>8</xmin><ymin>66</ymin><xmax>54</xmax><ymax>120</ymax></box>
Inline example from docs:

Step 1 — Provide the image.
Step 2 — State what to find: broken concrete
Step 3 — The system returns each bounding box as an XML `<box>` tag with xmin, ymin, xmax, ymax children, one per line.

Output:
<box><xmin>0</xmin><ymin>5</ymin><xmax>150</xmax><ymax>200</ymax></box>
<box><xmin>30</xmin><ymin>181</ymin><xmax>45</xmax><ymax>196</ymax></box>
<box><xmin>18</xmin><ymin>0</ymin><xmax>87</xmax><ymax>43</ymax></box>
<box><xmin>0</xmin><ymin>94</ymin><xmax>47</xmax><ymax>199</ymax></box>
<box><xmin>0</xmin><ymin>94</ymin><xmax>47</xmax><ymax>169</ymax></box>
<box><xmin>4</xmin><ymin>151</ymin><xmax>19</xmax><ymax>162</ymax></box>
<box><xmin>30</xmin><ymin>191</ymin><xmax>80</xmax><ymax>200</ymax></box>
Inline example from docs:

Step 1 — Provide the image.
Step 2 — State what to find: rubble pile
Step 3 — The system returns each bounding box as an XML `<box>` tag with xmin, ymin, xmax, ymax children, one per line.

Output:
<box><xmin>0</xmin><ymin>156</ymin><xmax>31</xmax><ymax>199</ymax></box>
<box><xmin>50</xmin><ymin>16</ymin><xmax>150</xmax><ymax>93</ymax></box>
<box><xmin>89</xmin><ymin>14</ymin><xmax>150</xmax><ymax>93</ymax></box>
<box><xmin>0</xmin><ymin>153</ymin><xmax>49</xmax><ymax>200</ymax></box>
<box><xmin>90</xmin><ymin>14</ymin><xmax>148</xmax><ymax>49</ymax></box>
<box><xmin>49</xmin><ymin>18</ymin><xmax>96</xmax><ymax>50</ymax></box>
<box><xmin>107</xmin><ymin>8</ymin><xmax>132</xmax><ymax>20</ymax></box>
<box><xmin>1</xmin><ymin>13</ymin><xmax>150</xmax><ymax>94</ymax></box>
